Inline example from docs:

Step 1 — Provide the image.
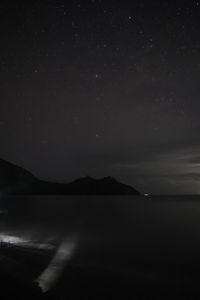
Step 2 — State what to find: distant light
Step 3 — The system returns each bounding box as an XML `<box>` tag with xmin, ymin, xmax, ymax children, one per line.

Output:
<box><xmin>144</xmin><ymin>193</ymin><xmax>150</xmax><ymax>197</ymax></box>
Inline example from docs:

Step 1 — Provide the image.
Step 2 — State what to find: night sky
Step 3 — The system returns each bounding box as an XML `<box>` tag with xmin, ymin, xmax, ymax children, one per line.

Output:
<box><xmin>1</xmin><ymin>0</ymin><xmax>200</xmax><ymax>194</ymax></box>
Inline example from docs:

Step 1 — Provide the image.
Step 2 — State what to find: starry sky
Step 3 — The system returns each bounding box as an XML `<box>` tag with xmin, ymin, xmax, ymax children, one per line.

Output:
<box><xmin>1</xmin><ymin>0</ymin><xmax>200</xmax><ymax>194</ymax></box>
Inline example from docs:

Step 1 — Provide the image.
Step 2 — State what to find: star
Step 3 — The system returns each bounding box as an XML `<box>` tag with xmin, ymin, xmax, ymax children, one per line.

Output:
<box><xmin>128</xmin><ymin>16</ymin><xmax>134</xmax><ymax>22</ymax></box>
<box><xmin>149</xmin><ymin>44</ymin><xmax>154</xmax><ymax>49</ymax></box>
<box><xmin>41</xmin><ymin>140</ymin><xmax>48</xmax><ymax>145</ymax></box>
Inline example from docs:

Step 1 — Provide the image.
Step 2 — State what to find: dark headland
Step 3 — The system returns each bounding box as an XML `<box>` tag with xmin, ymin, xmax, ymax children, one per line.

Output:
<box><xmin>0</xmin><ymin>158</ymin><xmax>140</xmax><ymax>195</ymax></box>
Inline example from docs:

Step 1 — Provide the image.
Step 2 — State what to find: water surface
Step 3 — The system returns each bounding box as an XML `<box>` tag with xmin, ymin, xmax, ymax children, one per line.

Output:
<box><xmin>0</xmin><ymin>195</ymin><xmax>200</xmax><ymax>298</ymax></box>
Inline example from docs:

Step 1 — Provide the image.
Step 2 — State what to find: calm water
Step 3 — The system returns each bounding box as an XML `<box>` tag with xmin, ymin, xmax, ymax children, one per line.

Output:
<box><xmin>1</xmin><ymin>195</ymin><xmax>200</xmax><ymax>297</ymax></box>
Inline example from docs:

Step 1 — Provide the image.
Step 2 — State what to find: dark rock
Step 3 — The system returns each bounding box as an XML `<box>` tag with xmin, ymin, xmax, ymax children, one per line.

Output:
<box><xmin>0</xmin><ymin>158</ymin><xmax>140</xmax><ymax>195</ymax></box>
<box><xmin>0</xmin><ymin>158</ymin><xmax>37</xmax><ymax>195</ymax></box>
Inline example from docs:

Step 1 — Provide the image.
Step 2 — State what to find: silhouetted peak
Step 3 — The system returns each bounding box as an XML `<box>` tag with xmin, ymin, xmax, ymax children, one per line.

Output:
<box><xmin>0</xmin><ymin>158</ymin><xmax>140</xmax><ymax>195</ymax></box>
<box><xmin>72</xmin><ymin>176</ymin><xmax>95</xmax><ymax>184</ymax></box>
<box><xmin>0</xmin><ymin>157</ymin><xmax>36</xmax><ymax>194</ymax></box>
<box><xmin>0</xmin><ymin>158</ymin><xmax>18</xmax><ymax>167</ymax></box>
<box><xmin>67</xmin><ymin>176</ymin><xmax>140</xmax><ymax>195</ymax></box>
<box><xmin>0</xmin><ymin>158</ymin><xmax>33</xmax><ymax>176</ymax></box>
<box><xmin>102</xmin><ymin>176</ymin><xmax>118</xmax><ymax>182</ymax></box>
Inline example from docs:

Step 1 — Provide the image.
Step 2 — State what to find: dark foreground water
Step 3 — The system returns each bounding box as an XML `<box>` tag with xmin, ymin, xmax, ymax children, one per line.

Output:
<box><xmin>0</xmin><ymin>195</ymin><xmax>200</xmax><ymax>299</ymax></box>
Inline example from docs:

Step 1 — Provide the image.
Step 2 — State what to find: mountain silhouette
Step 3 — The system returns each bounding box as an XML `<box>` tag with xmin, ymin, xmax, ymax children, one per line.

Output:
<box><xmin>0</xmin><ymin>158</ymin><xmax>140</xmax><ymax>195</ymax></box>
<box><xmin>0</xmin><ymin>158</ymin><xmax>37</xmax><ymax>194</ymax></box>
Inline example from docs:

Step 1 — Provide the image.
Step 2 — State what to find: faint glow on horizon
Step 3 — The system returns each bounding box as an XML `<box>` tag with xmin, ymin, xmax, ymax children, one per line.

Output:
<box><xmin>115</xmin><ymin>148</ymin><xmax>200</xmax><ymax>194</ymax></box>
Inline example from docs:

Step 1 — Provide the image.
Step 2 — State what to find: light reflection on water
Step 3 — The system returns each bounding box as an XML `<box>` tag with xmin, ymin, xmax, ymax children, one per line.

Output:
<box><xmin>0</xmin><ymin>233</ymin><xmax>79</xmax><ymax>291</ymax></box>
<box><xmin>36</xmin><ymin>236</ymin><xmax>79</xmax><ymax>292</ymax></box>
<box><xmin>1</xmin><ymin>195</ymin><xmax>200</xmax><ymax>292</ymax></box>
<box><xmin>0</xmin><ymin>234</ymin><xmax>55</xmax><ymax>251</ymax></box>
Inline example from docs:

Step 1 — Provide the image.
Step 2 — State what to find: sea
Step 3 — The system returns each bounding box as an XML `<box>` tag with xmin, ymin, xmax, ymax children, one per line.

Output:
<box><xmin>0</xmin><ymin>195</ymin><xmax>200</xmax><ymax>299</ymax></box>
